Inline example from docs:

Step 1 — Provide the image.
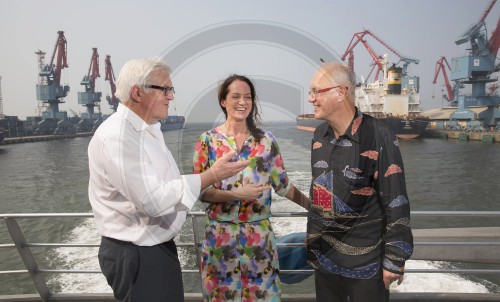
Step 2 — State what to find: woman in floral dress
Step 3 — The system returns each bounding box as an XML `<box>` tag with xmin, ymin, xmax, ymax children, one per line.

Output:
<box><xmin>193</xmin><ymin>75</ymin><xmax>309</xmax><ymax>302</ymax></box>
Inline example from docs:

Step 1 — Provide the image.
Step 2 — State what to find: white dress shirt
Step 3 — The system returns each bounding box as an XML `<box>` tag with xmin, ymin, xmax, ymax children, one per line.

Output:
<box><xmin>88</xmin><ymin>104</ymin><xmax>200</xmax><ymax>246</ymax></box>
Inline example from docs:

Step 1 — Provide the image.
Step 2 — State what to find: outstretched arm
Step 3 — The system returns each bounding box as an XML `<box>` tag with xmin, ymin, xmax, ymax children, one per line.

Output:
<box><xmin>202</xmin><ymin>184</ymin><xmax>271</xmax><ymax>203</ymax></box>
<box><xmin>199</xmin><ymin>150</ymin><xmax>249</xmax><ymax>191</ymax></box>
<box><xmin>284</xmin><ymin>184</ymin><xmax>310</xmax><ymax>209</ymax></box>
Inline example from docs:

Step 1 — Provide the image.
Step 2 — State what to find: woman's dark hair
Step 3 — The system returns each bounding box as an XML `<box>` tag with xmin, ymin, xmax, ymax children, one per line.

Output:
<box><xmin>218</xmin><ymin>74</ymin><xmax>264</xmax><ymax>142</ymax></box>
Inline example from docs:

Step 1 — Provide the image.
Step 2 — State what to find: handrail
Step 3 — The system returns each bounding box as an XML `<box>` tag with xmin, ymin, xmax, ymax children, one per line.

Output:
<box><xmin>1</xmin><ymin>211</ymin><xmax>500</xmax><ymax>300</ymax></box>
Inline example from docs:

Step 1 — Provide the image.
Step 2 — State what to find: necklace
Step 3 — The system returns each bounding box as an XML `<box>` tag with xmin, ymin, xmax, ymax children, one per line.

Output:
<box><xmin>222</xmin><ymin>122</ymin><xmax>249</xmax><ymax>152</ymax></box>
<box><xmin>223</xmin><ymin>122</ymin><xmax>249</xmax><ymax>137</ymax></box>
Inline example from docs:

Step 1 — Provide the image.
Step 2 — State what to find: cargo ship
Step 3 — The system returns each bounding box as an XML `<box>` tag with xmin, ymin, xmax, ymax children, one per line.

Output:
<box><xmin>297</xmin><ymin>56</ymin><xmax>429</xmax><ymax>139</ymax></box>
<box><xmin>160</xmin><ymin>115</ymin><xmax>185</xmax><ymax>131</ymax></box>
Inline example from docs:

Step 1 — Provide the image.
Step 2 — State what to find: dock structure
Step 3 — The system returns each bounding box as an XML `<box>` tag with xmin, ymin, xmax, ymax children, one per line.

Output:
<box><xmin>0</xmin><ymin>133</ymin><xmax>92</xmax><ymax>145</ymax></box>
<box><xmin>442</xmin><ymin>130</ymin><xmax>500</xmax><ymax>142</ymax></box>
<box><xmin>1</xmin><ymin>212</ymin><xmax>500</xmax><ymax>302</ymax></box>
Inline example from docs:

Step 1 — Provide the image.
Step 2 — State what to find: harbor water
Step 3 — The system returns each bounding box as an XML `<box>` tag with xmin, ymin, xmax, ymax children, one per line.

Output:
<box><xmin>1</xmin><ymin>122</ymin><xmax>499</xmax><ymax>295</ymax></box>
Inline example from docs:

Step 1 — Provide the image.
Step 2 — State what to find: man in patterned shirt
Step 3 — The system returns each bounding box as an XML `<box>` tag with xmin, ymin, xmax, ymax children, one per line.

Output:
<box><xmin>306</xmin><ymin>62</ymin><xmax>413</xmax><ymax>302</ymax></box>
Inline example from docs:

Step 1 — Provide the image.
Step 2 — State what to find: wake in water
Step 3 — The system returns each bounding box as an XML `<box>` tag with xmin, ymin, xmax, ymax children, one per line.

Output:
<box><xmin>51</xmin><ymin>170</ymin><xmax>495</xmax><ymax>294</ymax></box>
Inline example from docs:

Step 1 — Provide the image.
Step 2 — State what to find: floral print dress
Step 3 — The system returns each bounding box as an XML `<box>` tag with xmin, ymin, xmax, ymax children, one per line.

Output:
<box><xmin>193</xmin><ymin>128</ymin><xmax>290</xmax><ymax>302</ymax></box>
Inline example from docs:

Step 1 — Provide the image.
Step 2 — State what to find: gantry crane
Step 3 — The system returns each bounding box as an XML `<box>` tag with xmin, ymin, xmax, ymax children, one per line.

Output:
<box><xmin>432</xmin><ymin>56</ymin><xmax>463</xmax><ymax>106</ymax></box>
<box><xmin>77</xmin><ymin>48</ymin><xmax>102</xmax><ymax>132</ymax></box>
<box><xmin>449</xmin><ymin>0</ymin><xmax>500</xmax><ymax>126</ymax></box>
<box><xmin>35</xmin><ymin>31</ymin><xmax>74</xmax><ymax>135</ymax></box>
<box><xmin>104</xmin><ymin>55</ymin><xmax>119</xmax><ymax>112</ymax></box>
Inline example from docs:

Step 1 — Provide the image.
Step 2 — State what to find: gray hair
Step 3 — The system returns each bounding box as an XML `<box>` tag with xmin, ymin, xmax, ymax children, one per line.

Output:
<box><xmin>115</xmin><ymin>57</ymin><xmax>172</xmax><ymax>103</ymax></box>
<box><xmin>319</xmin><ymin>62</ymin><xmax>356</xmax><ymax>103</ymax></box>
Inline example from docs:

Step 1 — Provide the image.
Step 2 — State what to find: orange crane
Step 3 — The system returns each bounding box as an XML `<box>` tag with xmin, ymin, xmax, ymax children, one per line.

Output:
<box><xmin>104</xmin><ymin>55</ymin><xmax>119</xmax><ymax>111</ymax></box>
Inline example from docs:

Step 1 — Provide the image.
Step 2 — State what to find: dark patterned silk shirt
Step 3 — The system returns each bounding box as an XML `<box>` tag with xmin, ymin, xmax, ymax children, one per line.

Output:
<box><xmin>306</xmin><ymin>110</ymin><xmax>413</xmax><ymax>279</ymax></box>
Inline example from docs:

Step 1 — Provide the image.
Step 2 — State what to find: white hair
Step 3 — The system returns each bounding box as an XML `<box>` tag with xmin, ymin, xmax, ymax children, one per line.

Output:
<box><xmin>115</xmin><ymin>57</ymin><xmax>171</xmax><ymax>103</ymax></box>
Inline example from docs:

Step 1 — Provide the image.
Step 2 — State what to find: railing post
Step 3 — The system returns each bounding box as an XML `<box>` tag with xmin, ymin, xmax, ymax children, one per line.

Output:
<box><xmin>191</xmin><ymin>214</ymin><xmax>204</xmax><ymax>292</ymax></box>
<box><xmin>5</xmin><ymin>217</ymin><xmax>50</xmax><ymax>300</ymax></box>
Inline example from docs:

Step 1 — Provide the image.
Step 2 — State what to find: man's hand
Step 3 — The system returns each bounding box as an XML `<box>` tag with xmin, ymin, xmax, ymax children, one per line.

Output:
<box><xmin>211</xmin><ymin>150</ymin><xmax>249</xmax><ymax>181</ymax></box>
<box><xmin>232</xmin><ymin>184</ymin><xmax>271</xmax><ymax>200</ymax></box>
<box><xmin>383</xmin><ymin>268</ymin><xmax>404</xmax><ymax>289</ymax></box>
<box><xmin>200</xmin><ymin>150</ymin><xmax>249</xmax><ymax>190</ymax></box>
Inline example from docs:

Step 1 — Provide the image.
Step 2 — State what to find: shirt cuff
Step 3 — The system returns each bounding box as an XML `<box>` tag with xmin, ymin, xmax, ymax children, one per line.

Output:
<box><xmin>275</xmin><ymin>182</ymin><xmax>291</xmax><ymax>197</ymax></box>
<box><xmin>180</xmin><ymin>174</ymin><xmax>201</xmax><ymax>211</ymax></box>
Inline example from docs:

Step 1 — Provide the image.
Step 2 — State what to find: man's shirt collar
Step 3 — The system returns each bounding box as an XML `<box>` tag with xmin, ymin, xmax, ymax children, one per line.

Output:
<box><xmin>318</xmin><ymin>108</ymin><xmax>363</xmax><ymax>144</ymax></box>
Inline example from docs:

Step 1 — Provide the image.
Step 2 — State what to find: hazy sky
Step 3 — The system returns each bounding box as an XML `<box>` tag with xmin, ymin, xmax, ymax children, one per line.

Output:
<box><xmin>1</xmin><ymin>0</ymin><xmax>499</xmax><ymax>122</ymax></box>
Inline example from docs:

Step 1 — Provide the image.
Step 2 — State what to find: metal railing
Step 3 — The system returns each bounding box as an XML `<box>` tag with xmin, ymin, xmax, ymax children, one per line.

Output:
<box><xmin>1</xmin><ymin>211</ymin><xmax>500</xmax><ymax>301</ymax></box>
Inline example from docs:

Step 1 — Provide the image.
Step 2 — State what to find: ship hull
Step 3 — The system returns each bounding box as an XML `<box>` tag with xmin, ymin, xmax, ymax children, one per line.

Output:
<box><xmin>296</xmin><ymin>115</ymin><xmax>428</xmax><ymax>139</ymax></box>
<box><xmin>160</xmin><ymin>115</ymin><xmax>185</xmax><ymax>132</ymax></box>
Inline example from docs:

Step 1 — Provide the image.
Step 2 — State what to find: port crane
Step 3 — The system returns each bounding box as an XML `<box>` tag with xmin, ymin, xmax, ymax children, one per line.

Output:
<box><xmin>341</xmin><ymin>30</ymin><xmax>385</xmax><ymax>82</ymax></box>
<box><xmin>448</xmin><ymin>0</ymin><xmax>500</xmax><ymax>126</ymax></box>
<box><xmin>77</xmin><ymin>48</ymin><xmax>102</xmax><ymax>132</ymax></box>
<box><xmin>341</xmin><ymin>28</ymin><xmax>419</xmax><ymax>92</ymax></box>
<box><xmin>341</xmin><ymin>29</ymin><xmax>420</xmax><ymax>76</ymax></box>
<box><xmin>104</xmin><ymin>55</ymin><xmax>119</xmax><ymax>112</ymax></box>
<box><xmin>432</xmin><ymin>56</ymin><xmax>462</xmax><ymax>106</ymax></box>
<box><xmin>35</xmin><ymin>31</ymin><xmax>74</xmax><ymax>135</ymax></box>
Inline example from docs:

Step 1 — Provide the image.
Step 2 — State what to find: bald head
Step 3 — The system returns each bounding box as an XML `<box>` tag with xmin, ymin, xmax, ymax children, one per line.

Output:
<box><xmin>315</xmin><ymin>62</ymin><xmax>356</xmax><ymax>104</ymax></box>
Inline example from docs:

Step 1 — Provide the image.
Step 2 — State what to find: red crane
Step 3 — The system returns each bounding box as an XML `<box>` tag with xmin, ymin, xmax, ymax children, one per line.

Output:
<box><xmin>48</xmin><ymin>31</ymin><xmax>68</xmax><ymax>86</ymax></box>
<box><xmin>77</xmin><ymin>48</ymin><xmax>102</xmax><ymax>121</ymax></box>
<box><xmin>365</xmin><ymin>55</ymin><xmax>385</xmax><ymax>82</ymax></box>
<box><xmin>341</xmin><ymin>29</ymin><xmax>384</xmax><ymax>73</ymax></box>
<box><xmin>36</xmin><ymin>30</ymin><xmax>70</xmax><ymax>120</ymax></box>
<box><xmin>341</xmin><ymin>29</ymin><xmax>419</xmax><ymax>77</ymax></box>
<box><xmin>81</xmin><ymin>48</ymin><xmax>100</xmax><ymax>92</ymax></box>
<box><xmin>104</xmin><ymin>55</ymin><xmax>119</xmax><ymax>111</ymax></box>
<box><xmin>433</xmin><ymin>57</ymin><xmax>454</xmax><ymax>102</ymax></box>
<box><xmin>487</xmin><ymin>17</ymin><xmax>500</xmax><ymax>57</ymax></box>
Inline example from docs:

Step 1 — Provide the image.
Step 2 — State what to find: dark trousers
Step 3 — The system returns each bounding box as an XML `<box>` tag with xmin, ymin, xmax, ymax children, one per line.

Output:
<box><xmin>98</xmin><ymin>236</ymin><xmax>184</xmax><ymax>302</ymax></box>
<box><xmin>314</xmin><ymin>270</ymin><xmax>389</xmax><ymax>302</ymax></box>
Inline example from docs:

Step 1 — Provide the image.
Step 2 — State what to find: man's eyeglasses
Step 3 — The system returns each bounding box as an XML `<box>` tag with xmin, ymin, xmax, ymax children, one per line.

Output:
<box><xmin>308</xmin><ymin>86</ymin><xmax>346</xmax><ymax>98</ymax></box>
<box><xmin>144</xmin><ymin>84</ymin><xmax>175</xmax><ymax>96</ymax></box>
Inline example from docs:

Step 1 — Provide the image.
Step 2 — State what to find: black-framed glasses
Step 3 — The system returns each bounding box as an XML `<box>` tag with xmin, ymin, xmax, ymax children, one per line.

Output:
<box><xmin>308</xmin><ymin>85</ymin><xmax>347</xmax><ymax>98</ymax></box>
<box><xmin>144</xmin><ymin>84</ymin><xmax>175</xmax><ymax>96</ymax></box>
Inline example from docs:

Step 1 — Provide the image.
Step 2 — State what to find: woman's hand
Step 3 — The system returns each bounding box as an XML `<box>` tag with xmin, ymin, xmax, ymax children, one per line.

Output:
<box><xmin>232</xmin><ymin>184</ymin><xmax>271</xmax><ymax>200</ymax></box>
